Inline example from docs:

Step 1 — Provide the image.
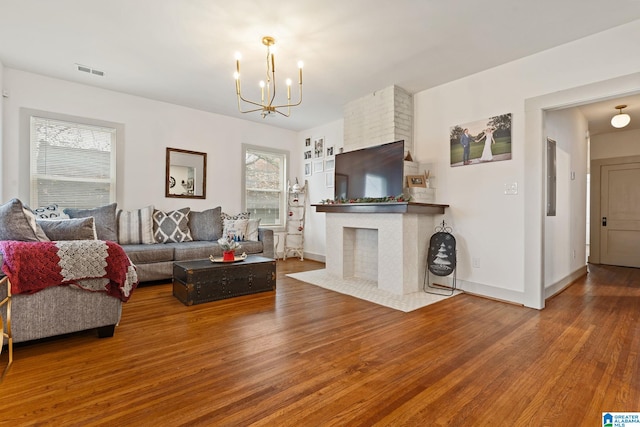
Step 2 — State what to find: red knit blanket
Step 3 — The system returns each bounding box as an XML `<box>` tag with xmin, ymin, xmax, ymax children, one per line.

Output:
<box><xmin>0</xmin><ymin>240</ymin><xmax>138</xmax><ymax>302</ymax></box>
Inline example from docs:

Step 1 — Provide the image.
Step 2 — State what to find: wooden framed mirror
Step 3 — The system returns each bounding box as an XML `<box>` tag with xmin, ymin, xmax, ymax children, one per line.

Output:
<box><xmin>166</xmin><ymin>147</ymin><xmax>207</xmax><ymax>199</ymax></box>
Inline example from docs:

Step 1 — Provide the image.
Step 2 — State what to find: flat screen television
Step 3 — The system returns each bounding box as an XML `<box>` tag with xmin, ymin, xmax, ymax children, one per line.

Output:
<box><xmin>334</xmin><ymin>140</ymin><xmax>404</xmax><ymax>200</ymax></box>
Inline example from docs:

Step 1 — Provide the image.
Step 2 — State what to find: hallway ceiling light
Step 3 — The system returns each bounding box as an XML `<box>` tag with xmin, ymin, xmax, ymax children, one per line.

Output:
<box><xmin>611</xmin><ymin>104</ymin><xmax>631</xmax><ymax>128</ymax></box>
<box><xmin>233</xmin><ymin>36</ymin><xmax>303</xmax><ymax>119</ymax></box>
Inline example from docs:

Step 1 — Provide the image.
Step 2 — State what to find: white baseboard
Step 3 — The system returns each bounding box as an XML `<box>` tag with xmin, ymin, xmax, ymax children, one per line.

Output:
<box><xmin>303</xmin><ymin>252</ymin><xmax>325</xmax><ymax>263</ymax></box>
<box><xmin>456</xmin><ymin>279</ymin><xmax>525</xmax><ymax>306</ymax></box>
<box><xmin>545</xmin><ymin>265</ymin><xmax>588</xmax><ymax>299</ymax></box>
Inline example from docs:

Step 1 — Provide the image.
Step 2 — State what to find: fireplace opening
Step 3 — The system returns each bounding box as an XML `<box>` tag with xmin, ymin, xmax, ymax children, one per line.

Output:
<box><xmin>343</xmin><ymin>227</ymin><xmax>378</xmax><ymax>282</ymax></box>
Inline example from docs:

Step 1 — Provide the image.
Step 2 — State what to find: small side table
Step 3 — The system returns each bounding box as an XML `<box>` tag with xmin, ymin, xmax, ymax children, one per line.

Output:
<box><xmin>0</xmin><ymin>274</ymin><xmax>13</xmax><ymax>381</ymax></box>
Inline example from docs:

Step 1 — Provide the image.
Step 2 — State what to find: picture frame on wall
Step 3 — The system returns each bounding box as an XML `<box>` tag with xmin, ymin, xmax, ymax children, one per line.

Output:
<box><xmin>326</xmin><ymin>145</ymin><xmax>334</xmax><ymax>157</ymax></box>
<box><xmin>305</xmin><ymin>137</ymin><xmax>311</xmax><ymax>147</ymax></box>
<box><xmin>314</xmin><ymin>137</ymin><xmax>325</xmax><ymax>158</ymax></box>
<box><xmin>325</xmin><ymin>158</ymin><xmax>335</xmax><ymax>171</ymax></box>
<box><xmin>449</xmin><ymin>113</ymin><xmax>512</xmax><ymax>167</ymax></box>
<box><xmin>304</xmin><ymin>161</ymin><xmax>312</xmax><ymax>177</ymax></box>
<box><xmin>313</xmin><ymin>159</ymin><xmax>324</xmax><ymax>173</ymax></box>
<box><xmin>304</xmin><ymin>149</ymin><xmax>312</xmax><ymax>160</ymax></box>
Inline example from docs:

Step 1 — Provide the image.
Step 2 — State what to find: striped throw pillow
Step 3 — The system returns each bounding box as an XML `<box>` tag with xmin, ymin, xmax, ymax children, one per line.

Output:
<box><xmin>117</xmin><ymin>205</ymin><xmax>155</xmax><ymax>244</ymax></box>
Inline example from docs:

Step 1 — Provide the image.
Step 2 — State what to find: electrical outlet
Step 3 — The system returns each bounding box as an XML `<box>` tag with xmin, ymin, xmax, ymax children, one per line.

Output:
<box><xmin>472</xmin><ymin>257</ymin><xmax>480</xmax><ymax>268</ymax></box>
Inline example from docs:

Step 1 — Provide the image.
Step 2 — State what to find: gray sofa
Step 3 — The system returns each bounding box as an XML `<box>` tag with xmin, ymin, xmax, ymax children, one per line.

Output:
<box><xmin>0</xmin><ymin>199</ymin><xmax>274</xmax><ymax>344</ymax></box>
<box><xmin>121</xmin><ymin>228</ymin><xmax>274</xmax><ymax>282</ymax></box>
<box><xmin>0</xmin><ymin>199</ymin><xmax>131</xmax><ymax>343</ymax></box>
<box><xmin>1</xmin><ymin>283</ymin><xmax>122</xmax><ymax>343</ymax></box>
<box><xmin>60</xmin><ymin>203</ymin><xmax>274</xmax><ymax>283</ymax></box>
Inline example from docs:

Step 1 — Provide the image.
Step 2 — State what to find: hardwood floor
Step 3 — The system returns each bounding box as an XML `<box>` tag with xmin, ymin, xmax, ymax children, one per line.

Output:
<box><xmin>1</xmin><ymin>260</ymin><xmax>639</xmax><ymax>426</ymax></box>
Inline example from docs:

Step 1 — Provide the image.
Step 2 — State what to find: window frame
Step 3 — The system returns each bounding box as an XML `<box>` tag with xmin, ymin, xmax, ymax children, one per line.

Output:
<box><xmin>22</xmin><ymin>108</ymin><xmax>123</xmax><ymax>209</ymax></box>
<box><xmin>241</xmin><ymin>143</ymin><xmax>289</xmax><ymax>229</ymax></box>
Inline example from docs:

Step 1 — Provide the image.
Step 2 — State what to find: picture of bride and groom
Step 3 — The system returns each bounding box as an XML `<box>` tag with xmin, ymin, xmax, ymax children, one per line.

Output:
<box><xmin>449</xmin><ymin>113</ymin><xmax>512</xmax><ymax>167</ymax></box>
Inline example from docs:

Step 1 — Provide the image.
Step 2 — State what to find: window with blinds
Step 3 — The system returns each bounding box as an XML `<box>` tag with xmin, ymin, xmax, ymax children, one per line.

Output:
<box><xmin>243</xmin><ymin>145</ymin><xmax>288</xmax><ymax>227</ymax></box>
<box><xmin>30</xmin><ymin>116</ymin><xmax>117</xmax><ymax>209</ymax></box>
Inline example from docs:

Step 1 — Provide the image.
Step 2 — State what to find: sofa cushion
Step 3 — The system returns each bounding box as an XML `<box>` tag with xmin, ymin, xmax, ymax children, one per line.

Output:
<box><xmin>189</xmin><ymin>206</ymin><xmax>223</xmax><ymax>241</ymax></box>
<box><xmin>0</xmin><ymin>198</ymin><xmax>48</xmax><ymax>242</ymax></box>
<box><xmin>120</xmin><ymin>244</ymin><xmax>175</xmax><ymax>264</ymax></box>
<box><xmin>168</xmin><ymin>240</ymin><xmax>264</xmax><ymax>261</ymax></box>
<box><xmin>37</xmin><ymin>217</ymin><xmax>97</xmax><ymax>241</ymax></box>
<box><xmin>169</xmin><ymin>241</ymin><xmax>220</xmax><ymax>260</ymax></box>
<box><xmin>153</xmin><ymin>208</ymin><xmax>193</xmax><ymax>243</ymax></box>
<box><xmin>64</xmin><ymin>203</ymin><xmax>118</xmax><ymax>241</ymax></box>
<box><xmin>235</xmin><ymin>240</ymin><xmax>264</xmax><ymax>255</ymax></box>
<box><xmin>222</xmin><ymin>218</ymin><xmax>249</xmax><ymax>241</ymax></box>
<box><xmin>117</xmin><ymin>205</ymin><xmax>155</xmax><ymax>244</ymax></box>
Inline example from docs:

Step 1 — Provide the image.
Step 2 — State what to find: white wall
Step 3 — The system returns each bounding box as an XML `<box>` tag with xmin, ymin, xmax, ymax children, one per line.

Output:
<box><xmin>544</xmin><ymin>108</ymin><xmax>588</xmax><ymax>293</ymax></box>
<box><xmin>591</xmin><ymin>128</ymin><xmax>640</xmax><ymax>160</ymax></box>
<box><xmin>2</xmin><ymin>69</ymin><xmax>298</xmax><ymax>215</ymax></box>
<box><xmin>412</xmin><ymin>20</ymin><xmax>640</xmax><ymax>307</ymax></box>
<box><xmin>296</xmin><ymin>119</ymin><xmax>343</xmax><ymax>261</ymax></box>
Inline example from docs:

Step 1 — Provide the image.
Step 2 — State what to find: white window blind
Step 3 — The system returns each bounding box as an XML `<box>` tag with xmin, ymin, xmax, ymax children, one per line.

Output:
<box><xmin>243</xmin><ymin>145</ymin><xmax>288</xmax><ymax>227</ymax></box>
<box><xmin>30</xmin><ymin>116</ymin><xmax>116</xmax><ymax>209</ymax></box>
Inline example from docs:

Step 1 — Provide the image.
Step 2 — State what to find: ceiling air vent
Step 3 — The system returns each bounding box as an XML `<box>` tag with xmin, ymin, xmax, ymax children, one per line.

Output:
<box><xmin>76</xmin><ymin>64</ymin><xmax>105</xmax><ymax>77</ymax></box>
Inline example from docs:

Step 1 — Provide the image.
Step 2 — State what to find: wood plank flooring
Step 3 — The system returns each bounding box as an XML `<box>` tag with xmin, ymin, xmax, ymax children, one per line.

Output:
<box><xmin>1</xmin><ymin>260</ymin><xmax>639</xmax><ymax>426</ymax></box>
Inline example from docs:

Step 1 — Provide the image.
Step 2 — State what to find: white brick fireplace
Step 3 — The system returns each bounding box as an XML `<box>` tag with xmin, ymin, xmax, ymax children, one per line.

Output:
<box><xmin>315</xmin><ymin>84</ymin><xmax>446</xmax><ymax>297</ymax></box>
<box><xmin>325</xmin><ymin>210</ymin><xmax>438</xmax><ymax>295</ymax></box>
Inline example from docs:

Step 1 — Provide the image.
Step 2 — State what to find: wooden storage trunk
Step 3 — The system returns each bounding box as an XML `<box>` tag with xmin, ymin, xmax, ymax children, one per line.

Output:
<box><xmin>172</xmin><ymin>256</ymin><xmax>276</xmax><ymax>306</ymax></box>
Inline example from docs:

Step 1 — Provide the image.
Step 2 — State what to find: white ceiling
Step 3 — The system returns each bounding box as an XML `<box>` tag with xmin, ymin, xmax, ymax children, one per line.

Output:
<box><xmin>1</xmin><ymin>0</ymin><xmax>640</xmax><ymax>132</ymax></box>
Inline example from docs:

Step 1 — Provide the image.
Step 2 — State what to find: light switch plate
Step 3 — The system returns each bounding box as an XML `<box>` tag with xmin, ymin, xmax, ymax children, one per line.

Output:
<box><xmin>504</xmin><ymin>182</ymin><xmax>518</xmax><ymax>195</ymax></box>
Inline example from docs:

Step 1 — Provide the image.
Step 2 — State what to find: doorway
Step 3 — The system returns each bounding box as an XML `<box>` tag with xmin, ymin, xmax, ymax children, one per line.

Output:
<box><xmin>590</xmin><ymin>155</ymin><xmax>640</xmax><ymax>267</ymax></box>
<box><xmin>524</xmin><ymin>71</ymin><xmax>640</xmax><ymax>309</ymax></box>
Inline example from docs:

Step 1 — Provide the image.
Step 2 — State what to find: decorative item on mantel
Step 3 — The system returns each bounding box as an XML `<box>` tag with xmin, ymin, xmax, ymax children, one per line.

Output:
<box><xmin>406</xmin><ymin>170</ymin><xmax>436</xmax><ymax>203</ymax></box>
<box><xmin>319</xmin><ymin>194</ymin><xmax>412</xmax><ymax>205</ymax></box>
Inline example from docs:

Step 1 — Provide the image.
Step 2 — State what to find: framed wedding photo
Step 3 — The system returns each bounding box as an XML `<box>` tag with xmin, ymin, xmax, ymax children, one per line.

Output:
<box><xmin>449</xmin><ymin>113</ymin><xmax>512</xmax><ymax>167</ymax></box>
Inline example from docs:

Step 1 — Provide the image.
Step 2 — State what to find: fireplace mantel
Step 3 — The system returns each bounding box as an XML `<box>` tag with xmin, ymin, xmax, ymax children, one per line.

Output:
<box><xmin>312</xmin><ymin>202</ymin><xmax>448</xmax><ymax>215</ymax></box>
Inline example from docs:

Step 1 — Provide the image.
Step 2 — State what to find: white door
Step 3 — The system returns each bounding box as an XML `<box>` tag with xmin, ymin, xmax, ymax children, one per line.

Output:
<box><xmin>600</xmin><ymin>162</ymin><xmax>640</xmax><ymax>267</ymax></box>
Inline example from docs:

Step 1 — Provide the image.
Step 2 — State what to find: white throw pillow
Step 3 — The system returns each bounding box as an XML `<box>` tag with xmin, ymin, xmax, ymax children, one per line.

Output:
<box><xmin>222</xmin><ymin>218</ymin><xmax>249</xmax><ymax>241</ymax></box>
<box><xmin>246</xmin><ymin>218</ymin><xmax>261</xmax><ymax>241</ymax></box>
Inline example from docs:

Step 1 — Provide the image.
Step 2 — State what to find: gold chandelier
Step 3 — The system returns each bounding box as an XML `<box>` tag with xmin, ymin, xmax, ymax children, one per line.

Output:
<box><xmin>234</xmin><ymin>36</ymin><xmax>303</xmax><ymax>118</ymax></box>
